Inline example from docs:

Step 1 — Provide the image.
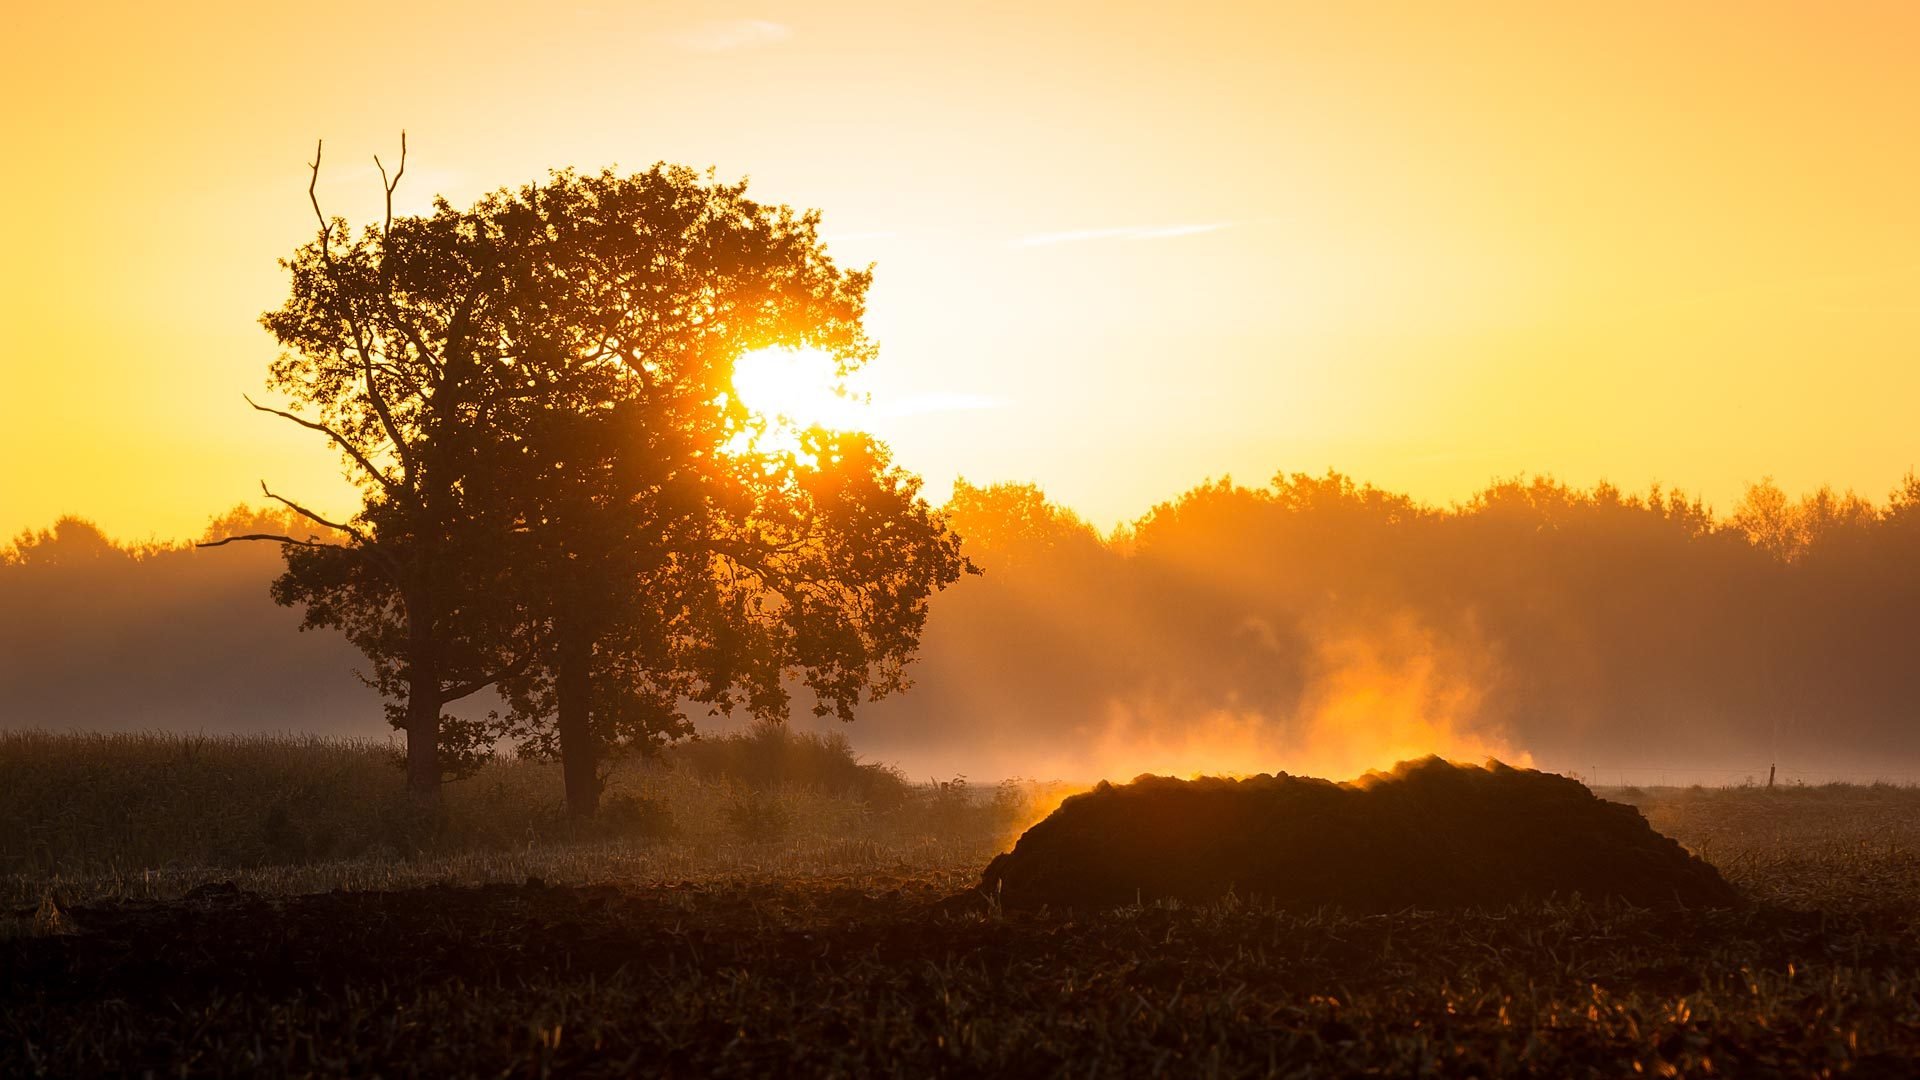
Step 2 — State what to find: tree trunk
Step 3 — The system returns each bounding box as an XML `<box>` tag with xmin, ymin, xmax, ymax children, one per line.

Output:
<box><xmin>403</xmin><ymin>593</ymin><xmax>443</xmax><ymax>808</ymax></box>
<box><xmin>555</xmin><ymin>615</ymin><xmax>599</xmax><ymax>819</ymax></box>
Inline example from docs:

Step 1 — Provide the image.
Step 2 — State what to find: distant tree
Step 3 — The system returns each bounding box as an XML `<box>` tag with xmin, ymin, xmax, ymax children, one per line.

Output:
<box><xmin>1730</xmin><ymin>478</ymin><xmax>1805</xmax><ymax>562</ymax></box>
<box><xmin>5</xmin><ymin>517</ymin><xmax>127</xmax><ymax>566</ymax></box>
<box><xmin>1888</xmin><ymin>471</ymin><xmax>1920</xmax><ymax>529</ymax></box>
<box><xmin>944</xmin><ymin>478</ymin><xmax>1102</xmax><ymax>570</ymax></box>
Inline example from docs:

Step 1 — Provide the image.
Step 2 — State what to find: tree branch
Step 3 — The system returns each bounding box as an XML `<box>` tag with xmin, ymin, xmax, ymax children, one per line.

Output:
<box><xmin>308</xmin><ymin>139</ymin><xmax>330</xmax><ymax>261</ymax></box>
<box><xmin>196</xmin><ymin>532</ymin><xmax>348</xmax><ymax>551</ymax></box>
<box><xmin>349</xmin><ymin>329</ymin><xmax>418</xmax><ymax>487</ymax></box>
<box><xmin>302</xmin><ymin>136</ymin><xmax>421</xmax><ymax>485</ymax></box>
<box><xmin>245</xmin><ymin>394</ymin><xmax>397</xmax><ymax>493</ymax></box>
<box><xmin>258</xmin><ymin>482</ymin><xmax>369</xmax><ymax>543</ymax></box>
<box><xmin>374</xmin><ymin>131</ymin><xmax>406</xmax><ymax>237</ymax></box>
<box><xmin>367</xmin><ymin>130</ymin><xmax>452</xmax><ymax>390</ymax></box>
<box><xmin>438</xmin><ymin>646</ymin><xmax>541</xmax><ymax>705</ymax></box>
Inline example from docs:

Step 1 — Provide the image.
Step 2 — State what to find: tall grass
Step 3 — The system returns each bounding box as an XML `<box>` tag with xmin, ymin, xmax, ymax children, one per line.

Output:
<box><xmin>1610</xmin><ymin>782</ymin><xmax>1920</xmax><ymax>909</ymax></box>
<box><xmin>12</xmin><ymin>730</ymin><xmax>1920</xmax><ymax>912</ymax></box>
<box><xmin>0</xmin><ymin>729</ymin><xmax>1044</xmax><ymax>904</ymax></box>
<box><xmin>673</xmin><ymin>722</ymin><xmax>912</xmax><ymax>806</ymax></box>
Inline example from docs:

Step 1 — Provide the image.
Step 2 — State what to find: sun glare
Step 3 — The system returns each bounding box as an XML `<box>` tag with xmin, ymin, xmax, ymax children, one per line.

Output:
<box><xmin>730</xmin><ymin>347</ymin><xmax>865</xmax><ymax>432</ymax></box>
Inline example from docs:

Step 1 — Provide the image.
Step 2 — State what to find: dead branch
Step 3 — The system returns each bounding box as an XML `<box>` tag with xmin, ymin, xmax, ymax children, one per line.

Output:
<box><xmin>308</xmin><ymin>139</ymin><xmax>330</xmax><ymax>261</ymax></box>
<box><xmin>363</xmin><ymin>130</ymin><xmax>442</xmax><ymax>482</ymax></box>
<box><xmin>374</xmin><ymin>131</ymin><xmax>407</xmax><ymax>238</ymax></box>
<box><xmin>244</xmin><ymin>395</ymin><xmax>397</xmax><ymax>493</ymax></box>
<box><xmin>196</xmin><ymin>532</ymin><xmax>347</xmax><ymax>551</ymax></box>
<box><xmin>258</xmin><ymin>482</ymin><xmax>369</xmax><ymax>544</ymax></box>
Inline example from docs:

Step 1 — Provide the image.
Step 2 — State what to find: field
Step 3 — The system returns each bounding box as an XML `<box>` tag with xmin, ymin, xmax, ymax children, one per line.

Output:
<box><xmin>5</xmin><ymin>733</ymin><xmax>1920</xmax><ymax>1077</ymax></box>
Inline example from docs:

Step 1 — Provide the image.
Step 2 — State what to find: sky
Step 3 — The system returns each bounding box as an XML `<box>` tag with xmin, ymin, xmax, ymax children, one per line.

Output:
<box><xmin>4</xmin><ymin>1</ymin><xmax>1919</xmax><ymax>542</ymax></box>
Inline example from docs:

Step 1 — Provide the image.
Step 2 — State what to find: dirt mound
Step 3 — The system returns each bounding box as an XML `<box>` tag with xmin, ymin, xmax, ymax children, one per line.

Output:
<box><xmin>981</xmin><ymin>758</ymin><xmax>1737</xmax><ymax>911</ymax></box>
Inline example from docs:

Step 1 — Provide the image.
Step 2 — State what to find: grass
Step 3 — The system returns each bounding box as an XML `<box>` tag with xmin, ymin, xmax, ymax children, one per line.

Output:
<box><xmin>1613</xmin><ymin>782</ymin><xmax>1920</xmax><ymax>911</ymax></box>
<box><xmin>0</xmin><ymin>729</ymin><xmax>1046</xmax><ymax>908</ymax></box>
<box><xmin>5</xmin><ymin>733</ymin><xmax>1920</xmax><ymax>1076</ymax></box>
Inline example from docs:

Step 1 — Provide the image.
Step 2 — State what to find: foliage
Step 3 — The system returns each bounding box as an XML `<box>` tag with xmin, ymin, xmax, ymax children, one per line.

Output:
<box><xmin>944</xmin><ymin>478</ymin><xmax>1104</xmax><ymax>569</ymax></box>
<box><xmin>670</xmin><ymin>722</ymin><xmax>910</xmax><ymax>807</ymax></box>
<box><xmin>0</xmin><ymin>731</ymin><xmax>991</xmax><ymax>889</ymax></box>
<box><xmin>23</xmin><ymin>466</ymin><xmax>1920</xmax><ymax>782</ymax></box>
<box><xmin>228</xmin><ymin>150</ymin><xmax>970</xmax><ymax>811</ymax></box>
<box><xmin>722</xmin><ymin>793</ymin><xmax>795</xmax><ymax>843</ymax></box>
<box><xmin>911</xmin><ymin>468</ymin><xmax>1920</xmax><ymax>774</ymax></box>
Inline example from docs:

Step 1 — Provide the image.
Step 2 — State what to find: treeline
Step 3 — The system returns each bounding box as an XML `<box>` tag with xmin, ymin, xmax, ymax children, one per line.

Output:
<box><xmin>9</xmin><ymin>470</ymin><xmax>1920</xmax><ymax>781</ymax></box>
<box><xmin>0</xmin><ymin>510</ymin><xmax>384</xmax><ymax>733</ymax></box>
<box><xmin>853</xmin><ymin>472</ymin><xmax>1920</xmax><ymax>780</ymax></box>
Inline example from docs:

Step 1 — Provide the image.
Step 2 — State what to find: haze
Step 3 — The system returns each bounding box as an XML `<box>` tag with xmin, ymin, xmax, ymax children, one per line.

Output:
<box><xmin>6</xmin><ymin>2</ymin><xmax>1919</xmax><ymax>542</ymax></box>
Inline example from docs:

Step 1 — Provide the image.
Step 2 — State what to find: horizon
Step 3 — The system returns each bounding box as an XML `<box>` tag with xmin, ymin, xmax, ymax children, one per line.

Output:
<box><xmin>14</xmin><ymin>465</ymin><xmax>1918</xmax><ymax>549</ymax></box>
<box><xmin>15</xmin><ymin>457</ymin><xmax>1920</xmax><ymax>549</ymax></box>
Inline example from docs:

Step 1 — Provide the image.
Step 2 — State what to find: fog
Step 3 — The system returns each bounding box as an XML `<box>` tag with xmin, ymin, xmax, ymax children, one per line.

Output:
<box><xmin>7</xmin><ymin>471</ymin><xmax>1920</xmax><ymax>786</ymax></box>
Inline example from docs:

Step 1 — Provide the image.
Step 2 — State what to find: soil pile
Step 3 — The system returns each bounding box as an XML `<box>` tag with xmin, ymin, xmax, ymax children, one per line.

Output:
<box><xmin>981</xmin><ymin>757</ymin><xmax>1737</xmax><ymax>911</ymax></box>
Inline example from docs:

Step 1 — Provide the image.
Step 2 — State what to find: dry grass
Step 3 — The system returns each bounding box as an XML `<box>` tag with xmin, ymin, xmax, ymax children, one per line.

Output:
<box><xmin>0</xmin><ymin>729</ymin><xmax>1038</xmax><ymax>907</ymax></box>
<box><xmin>1611</xmin><ymin>783</ymin><xmax>1920</xmax><ymax>910</ymax></box>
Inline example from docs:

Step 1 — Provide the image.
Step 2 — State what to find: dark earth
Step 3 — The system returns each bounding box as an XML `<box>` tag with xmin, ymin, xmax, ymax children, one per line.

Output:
<box><xmin>982</xmin><ymin>758</ymin><xmax>1739</xmax><ymax>912</ymax></box>
<box><xmin>7</xmin><ymin>763</ymin><xmax>1915</xmax><ymax>1076</ymax></box>
<box><xmin>6</xmin><ymin>875</ymin><xmax>1918</xmax><ymax>1077</ymax></box>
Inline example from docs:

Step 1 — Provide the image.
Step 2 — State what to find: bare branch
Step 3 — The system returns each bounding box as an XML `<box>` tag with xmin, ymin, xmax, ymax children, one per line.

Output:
<box><xmin>438</xmin><ymin>646</ymin><xmax>541</xmax><ymax>705</ymax></box>
<box><xmin>197</xmin><ymin>527</ymin><xmax>396</xmax><ymax>583</ymax></box>
<box><xmin>308</xmin><ymin>139</ymin><xmax>330</xmax><ymax>261</ymax></box>
<box><xmin>245</xmin><ymin>394</ymin><xmax>397</xmax><ymax>493</ymax></box>
<box><xmin>196</xmin><ymin>533</ymin><xmax>348</xmax><ymax>551</ymax></box>
<box><xmin>346</xmin><ymin>326</ymin><xmax>419</xmax><ymax>486</ymax></box>
<box><xmin>364</xmin><ymin>130</ymin><xmax>451</xmax><ymax>469</ymax></box>
<box><xmin>374</xmin><ymin>130</ymin><xmax>407</xmax><ymax>237</ymax></box>
<box><xmin>258</xmin><ymin>481</ymin><xmax>369</xmax><ymax>544</ymax></box>
<box><xmin>253</xmin><ymin>483</ymin><xmax>404</xmax><ymax>583</ymax></box>
<box><xmin>303</xmin><ymin>137</ymin><xmax>420</xmax><ymax>485</ymax></box>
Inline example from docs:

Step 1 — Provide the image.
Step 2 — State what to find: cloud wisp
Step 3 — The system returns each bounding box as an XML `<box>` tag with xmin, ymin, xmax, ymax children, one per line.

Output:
<box><xmin>665</xmin><ymin>19</ymin><xmax>792</xmax><ymax>53</ymax></box>
<box><xmin>1015</xmin><ymin>222</ymin><xmax>1233</xmax><ymax>248</ymax></box>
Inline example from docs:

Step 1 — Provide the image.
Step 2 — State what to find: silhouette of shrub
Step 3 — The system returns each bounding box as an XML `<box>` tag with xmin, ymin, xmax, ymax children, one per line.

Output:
<box><xmin>260</xmin><ymin>804</ymin><xmax>306</xmax><ymax>863</ymax></box>
<box><xmin>594</xmin><ymin>794</ymin><xmax>675</xmax><ymax>841</ymax></box>
<box><xmin>723</xmin><ymin>794</ymin><xmax>793</xmax><ymax>843</ymax></box>
<box><xmin>673</xmin><ymin>723</ymin><xmax>909</xmax><ymax>807</ymax></box>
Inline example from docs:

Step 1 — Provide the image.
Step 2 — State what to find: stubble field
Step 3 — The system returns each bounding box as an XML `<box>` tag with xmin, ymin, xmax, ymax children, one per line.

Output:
<box><xmin>4</xmin><ymin>732</ymin><xmax>1919</xmax><ymax>1077</ymax></box>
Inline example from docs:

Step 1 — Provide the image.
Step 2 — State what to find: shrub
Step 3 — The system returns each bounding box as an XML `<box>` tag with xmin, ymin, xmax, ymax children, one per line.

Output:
<box><xmin>593</xmin><ymin>794</ymin><xmax>675</xmax><ymax>841</ymax></box>
<box><xmin>723</xmin><ymin>794</ymin><xmax>794</xmax><ymax>843</ymax></box>
<box><xmin>671</xmin><ymin>722</ymin><xmax>910</xmax><ymax>807</ymax></box>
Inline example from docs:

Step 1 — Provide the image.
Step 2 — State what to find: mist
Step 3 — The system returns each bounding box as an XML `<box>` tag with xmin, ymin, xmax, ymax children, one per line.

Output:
<box><xmin>8</xmin><ymin>471</ymin><xmax>1920</xmax><ymax>786</ymax></box>
<box><xmin>817</xmin><ymin>472</ymin><xmax>1920</xmax><ymax>785</ymax></box>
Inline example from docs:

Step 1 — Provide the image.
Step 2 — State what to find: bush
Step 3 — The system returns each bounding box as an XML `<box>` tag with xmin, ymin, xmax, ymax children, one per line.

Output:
<box><xmin>593</xmin><ymin>794</ymin><xmax>675</xmax><ymax>841</ymax></box>
<box><xmin>671</xmin><ymin>723</ymin><xmax>910</xmax><ymax>807</ymax></box>
<box><xmin>723</xmin><ymin>794</ymin><xmax>793</xmax><ymax>843</ymax></box>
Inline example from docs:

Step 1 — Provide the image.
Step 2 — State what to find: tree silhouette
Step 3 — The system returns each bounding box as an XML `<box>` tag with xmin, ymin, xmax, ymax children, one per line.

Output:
<box><xmin>202</xmin><ymin>136</ymin><xmax>540</xmax><ymax>803</ymax></box>
<box><xmin>460</xmin><ymin>167</ymin><xmax>971</xmax><ymax>817</ymax></box>
<box><xmin>207</xmin><ymin>144</ymin><xmax>970</xmax><ymax>813</ymax></box>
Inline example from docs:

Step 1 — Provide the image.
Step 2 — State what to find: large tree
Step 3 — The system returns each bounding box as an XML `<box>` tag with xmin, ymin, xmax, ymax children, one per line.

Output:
<box><xmin>203</xmin><ymin>137</ymin><xmax>541</xmax><ymax>802</ymax></box>
<box><xmin>211</xmin><ymin>145</ymin><xmax>969</xmax><ymax>813</ymax></box>
<box><xmin>464</xmin><ymin>167</ymin><xmax>971</xmax><ymax>817</ymax></box>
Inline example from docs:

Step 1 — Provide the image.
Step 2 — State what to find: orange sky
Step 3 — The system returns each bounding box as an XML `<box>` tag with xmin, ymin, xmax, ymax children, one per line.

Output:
<box><xmin>4</xmin><ymin>1</ymin><xmax>1918</xmax><ymax>542</ymax></box>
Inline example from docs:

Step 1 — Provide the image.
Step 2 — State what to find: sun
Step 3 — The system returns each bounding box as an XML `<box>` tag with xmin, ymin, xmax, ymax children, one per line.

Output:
<box><xmin>730</xmin><ymin>346</ymin><xmax>866</xmax><ymax>431</ymax></box>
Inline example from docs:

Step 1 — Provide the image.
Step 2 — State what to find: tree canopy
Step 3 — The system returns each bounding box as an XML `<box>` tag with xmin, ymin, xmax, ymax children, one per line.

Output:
<box><xmin>210</xmin><ymin>142</ymin><xmax>970</xmax><ymax>810</ymax></box>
